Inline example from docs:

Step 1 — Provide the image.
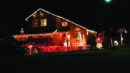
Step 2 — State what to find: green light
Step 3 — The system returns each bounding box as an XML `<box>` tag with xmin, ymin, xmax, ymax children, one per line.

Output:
<box><xmin>105</xmin><ymin>0</ymin><xmax>112</xmax><ymax>3</ymax></box>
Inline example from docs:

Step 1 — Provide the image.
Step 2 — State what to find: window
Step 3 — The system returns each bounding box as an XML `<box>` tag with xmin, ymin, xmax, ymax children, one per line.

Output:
<box><xmin>32</xmin><ymin>19</ymin><xmax>39</xmax><ymax>27</ymax></box>
<box><xmin>75</xmin><ymin>27</ymin><xmax>80</xmax><ymax>31</ymax></box>
<box><xmin>40</xmin><ymin>19</ymin><xmax>47</xmax><ymax>27</ymax></box>
<box><xmin>62</xmin><ymin>21</ymin><xmax>68</xmax><ymax>27</ymax></box>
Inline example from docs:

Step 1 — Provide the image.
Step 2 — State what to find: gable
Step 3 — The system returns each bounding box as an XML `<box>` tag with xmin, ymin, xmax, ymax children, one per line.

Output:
<box><xmin>25</xmin><ymin>8</ymin><xmax>55</xmax><ymax>21</ymax></box>
<box><xmin>27</xmin><ymin>10</ymin><xmax>51</xmax><ymax>21</ymax></box>
<box><xmin>25</xmin><ymin>8</ymin><xmax>97</xmax><ymax>33</ymax></box>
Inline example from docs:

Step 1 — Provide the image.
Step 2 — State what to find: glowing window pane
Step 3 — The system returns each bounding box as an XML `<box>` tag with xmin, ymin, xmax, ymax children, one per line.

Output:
<box><xmin>41</xmin><ymin>19</ymin><xmax>47</xmax><ymax>26</ymax></box>
<box><xmin>32</xmin><ymin>19</ymin><xmax>39</xmax><ymax>27</ymax></box>
<box><xmin>62</xmin><ymin>22</ymin><xmax>68</xmax><ymax>27</ymax></box>
<box><xmin>75</xmin><ymin>27</ymin><xmax>80</xmax><ymax>31</ymax></box>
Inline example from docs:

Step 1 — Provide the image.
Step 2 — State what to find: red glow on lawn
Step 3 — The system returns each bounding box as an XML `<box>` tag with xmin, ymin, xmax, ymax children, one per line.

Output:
<box><xmin>23</xmin><ymin>44</ymin><xmax>86</xmax><ymax>55</ymax></box>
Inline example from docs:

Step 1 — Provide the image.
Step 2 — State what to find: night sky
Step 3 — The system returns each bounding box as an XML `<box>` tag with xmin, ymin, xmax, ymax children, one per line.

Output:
<box><xmin>0</xmin><ymin>0</ymin><xmax>130</xmax><ymax>37</ymax></box>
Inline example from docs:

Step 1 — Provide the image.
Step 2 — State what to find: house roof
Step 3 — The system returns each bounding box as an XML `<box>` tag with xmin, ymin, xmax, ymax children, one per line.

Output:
<box><xmin>25</xmin><ymin>8</ymin><xmax>97</xmax><ymax>33</ymax></box>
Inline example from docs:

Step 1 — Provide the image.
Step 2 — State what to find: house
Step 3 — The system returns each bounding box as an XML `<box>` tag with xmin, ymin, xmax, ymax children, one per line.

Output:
<box><xmin>13</xmin><ymin>8</ymin><xmax>97</xmax><ymax>54</ymax></box>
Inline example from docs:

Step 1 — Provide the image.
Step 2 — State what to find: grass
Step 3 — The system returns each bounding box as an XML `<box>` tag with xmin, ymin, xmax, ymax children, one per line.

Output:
<box><xmin>1</xmin><ymin>46</ymin><xmax>130</xmax><ymax>73</ymax></box>
<box><xmin>31</xmin><ymin>50</ymin><xmax>110</xmax><ymax>57</ymax></box>
<box><xmin>31</xmin><ymin>46</ymin><xmax>130</xmax><ymax>57</ymax></box>
<box><xmin>27</xmin><ymin>46</ymin><xmax>130</xmax><ymax>62</ymax></box>
<box><xmin>2</xmin><ymin>46</ymin><xmax>130</xmax><ymax>64</ymax></box>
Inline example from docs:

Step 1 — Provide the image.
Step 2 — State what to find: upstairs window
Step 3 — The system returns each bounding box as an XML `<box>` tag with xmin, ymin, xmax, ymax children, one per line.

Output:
<box><xmin>62</xmin><ymin>21</ymin><xmax>68</xmax><ymax>27</ymax></box>
<box><xmin>40</xmin><ymin>19</ymin><xmax>47</xmax><ymax>27</ymax></box>
<box><xmin>32</xmin><ymin>19</ymin><xmax>39</xmax><ymax>27</ymax></box>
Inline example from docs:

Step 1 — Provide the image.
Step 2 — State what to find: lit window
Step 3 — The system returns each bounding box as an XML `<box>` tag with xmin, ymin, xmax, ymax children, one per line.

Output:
<box><xmin>75</xmin><ymin>27</ymin><xmax>80</xmax><ymax>31</ymax></box>
<box><xmin>62</xmin><ymin>22</ymin><xmax>68</xmax><ymax>27</ymax></box>
<box><xmin>41</xmin><ymin>19</ymin><xmax>47</xmax><ymax>26</ymax></box>
<box><xmin>32</xmin><ymin>19</ymin><xmax>39</xmax><ymax>27</ymax></box>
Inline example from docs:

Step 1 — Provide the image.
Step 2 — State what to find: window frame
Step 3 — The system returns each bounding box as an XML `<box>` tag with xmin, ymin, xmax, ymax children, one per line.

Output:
<box><xmin>40</xmin><ymin>18</ymin><xmax>47</xmax><ymax>27</ymax></box>
<box><xmin>32</xmin><ymin>19</ymin><xmax>39</xmax><ymax>27</ymax></box>
<box><xmin>62</xmin><ymin>21</ymin><xmax>68</xmax><ymax>27</ymax></box>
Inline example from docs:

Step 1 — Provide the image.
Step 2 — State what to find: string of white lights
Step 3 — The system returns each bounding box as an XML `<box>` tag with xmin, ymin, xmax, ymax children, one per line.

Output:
<box><xmin>25</xmin><ymin>8</ymin><xmax>97</xmax><ymax>33</ymax></box>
